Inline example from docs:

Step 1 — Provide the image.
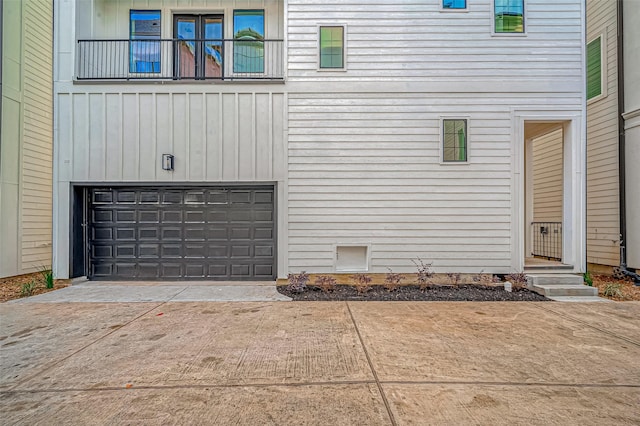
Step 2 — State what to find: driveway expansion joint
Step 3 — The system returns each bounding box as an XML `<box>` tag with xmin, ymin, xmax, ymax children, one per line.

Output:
<box><xmin>346</xmin><ymin>301</ymin><xmax>398</xmax><ymax>426</ymax></box>
<box><xmin>6</xmin><ymin>300</ymin><xmax>173</xmax><ymax>392</ymax></box>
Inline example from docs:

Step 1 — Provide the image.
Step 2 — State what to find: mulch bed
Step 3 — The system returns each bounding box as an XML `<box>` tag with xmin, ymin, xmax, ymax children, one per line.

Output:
<box><xmin>0</xmin><ymin>273</ymin><xmax>70</xmax><ymax>303</ymax></box>
<box><xmin>277</xmin><ymin>285</ymin><xmax>549</xmax><ymax>302</ymax></box>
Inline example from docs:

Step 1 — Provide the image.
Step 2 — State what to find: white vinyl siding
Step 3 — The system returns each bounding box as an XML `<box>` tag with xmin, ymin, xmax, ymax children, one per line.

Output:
<box><xmin>287</xmin><ymin>92</ymin><xmax>581</xmax><ymax>273</ymax></box>
<box><xmin>532</xmin><ymin>129</ymin><xmax>563</xmax><ymax>223</ymax></box>
<box><xmin>0</xmin><ymin>0</ymin><xmax>53</xmax><ymax>277</ymax></box>
<box><xmin>586</xmin><ymin>0</ymin><xmax>620</xmax><ymax>267</ymax></box>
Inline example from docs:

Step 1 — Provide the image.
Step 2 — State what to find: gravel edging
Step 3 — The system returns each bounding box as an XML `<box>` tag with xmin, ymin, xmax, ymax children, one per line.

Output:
<box><xmin>277</xmin><ymin>284</ymin><xmax>549</xmax><ymax>302</ymax></box>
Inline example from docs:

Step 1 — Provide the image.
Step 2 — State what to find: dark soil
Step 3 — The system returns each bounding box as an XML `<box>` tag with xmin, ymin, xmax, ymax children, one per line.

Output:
<box><xmin>277</xmin><ymin>285</ymin><xmax>549</xmax><ymax>302</ymax></box>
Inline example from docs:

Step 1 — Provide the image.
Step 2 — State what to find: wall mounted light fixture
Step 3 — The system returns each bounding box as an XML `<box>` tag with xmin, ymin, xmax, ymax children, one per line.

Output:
<box><xmin>162</xmin><ymin>154</ymin><xmax>174</xmax><ymax>171</ymax></box>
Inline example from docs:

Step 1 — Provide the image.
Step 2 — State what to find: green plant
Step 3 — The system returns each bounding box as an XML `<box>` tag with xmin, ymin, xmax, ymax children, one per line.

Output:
<box><xmin>351</xmin><ymin>274</ymin><xmax>372</xmax><ymax>294</ymax></box>
<box><xmin>583</xmin><ymin>271</ymin><xmax>593</xmax><ymax>287</ymax></box>
<box><xmin>506</xmin><ymin>272</ymin><xmax>528</xmax><ymax>289</ymax></box>
<box><xmin>314</xmin><ymin>275</ymin><xmax>337</xmax><ymax>293</ymax></box>
<box><xmin>21</xmin><ymin>280</ymin><xmax>39</xmax><ymax>297</ymax></box>
<box><xmin>40</xmin><ymin>266</ymin><xmax>54</xmax><ymax>289</ymax></box>
<box><xmin>384</xmin><ymin>268</ymin><xmax>405</xmax><ymax>292</ymax></box>
<box><xmin>603</xmin><ymin>282</ymin><xmax>624</xmax><ymax>298</ymax></box>
<box><xmin>412</xmin><ymin>258</ymin><xmax>434</xmax><ymax>289</ymax></box>
<box><xmin>287</xmin><ymin>271</ymin><xmax>309</xmax><ymax>294</ymax></box>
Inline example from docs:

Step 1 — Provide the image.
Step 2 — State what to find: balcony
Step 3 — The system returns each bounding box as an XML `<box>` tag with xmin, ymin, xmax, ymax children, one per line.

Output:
<box><xmin>76</xmin><ymin>39</ymin><xmax>284</xmax><ymax>81</ymax></box>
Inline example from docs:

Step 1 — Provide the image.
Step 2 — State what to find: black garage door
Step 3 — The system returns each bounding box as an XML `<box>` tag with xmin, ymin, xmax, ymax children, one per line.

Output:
<box><xmin>88</xmin><ymin>187</ymin><xmax>275</xmax><ymax>280</ymax></box>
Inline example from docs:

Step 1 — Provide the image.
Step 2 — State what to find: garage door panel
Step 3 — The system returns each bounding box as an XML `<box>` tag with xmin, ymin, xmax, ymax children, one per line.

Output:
<box><xmin>139</xmin><ymin>263</ymin><xmax>160</xmax><ymax>278</ymax></box>
<box><xmin>93</xmin><ymin>210</ymin><xmax>113</xmax><ymax>223</ymax></box>
<box><xmin>115</xmin><ymin>228</ymin><xmax>136</xmax><ymax>241</ymax></box>
<box><xmin>139</xmin><ymin>244</ymin><xmax>160</xmax><ymax>258</ymax></box>
<box><xmin>162</xmin><ymin>210</ymin><xmax>183</xmax><ymax>223</ymax></box>
<box><xmin>115</xmin><ymin>245</ymin><xmax>136</xmax><ymax>258</ymax></box>
<box><xmin>88</xmin><ymin>187</ymin><xmax>275</xmax><ymax>280</ymax></box>
<box><xmin>93</xmin><ymin>245</ymin><xmax>113</xmax><ymax>259</ymax></box>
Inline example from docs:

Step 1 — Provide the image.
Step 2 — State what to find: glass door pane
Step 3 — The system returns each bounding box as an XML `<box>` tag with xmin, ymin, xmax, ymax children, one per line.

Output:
<box><xmin>233</xmin><ymin>10</ymin><xmax>264</xmax><ymax>73</ymax></box>
<box><xmin>175</xmin><ymin>17</ymin><xmax>197</xmax><ymax>78</ymax></box>
<box><xmin>204</xmin><ymin>17</ymin><xmax>223</xmax><ymax>78</ymax></box>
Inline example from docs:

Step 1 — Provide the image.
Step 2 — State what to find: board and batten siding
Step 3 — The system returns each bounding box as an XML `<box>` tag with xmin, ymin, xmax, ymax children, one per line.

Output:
<box><xmin>56</xmin><ymin>91</ymin><xmax>286</xmax><ymax>183</ymax></box>
<box><xmin>532</xmin><ymin>128</ymin><xmax>563</xmax><ymax>223</ymax></box>
<box><xmin>0</xmin><ymin>0</ymin><xmax>53</xmax><ymax>278</ymax></box>
<box><xmin>286</xmin><ymin>0</ymin><xmax>584</xmax><ymax>274</ymax></box>
<box><xmin>586</xmin><ymin>0</ymin><xmax>620</xmax><ymax>267</ymax></box>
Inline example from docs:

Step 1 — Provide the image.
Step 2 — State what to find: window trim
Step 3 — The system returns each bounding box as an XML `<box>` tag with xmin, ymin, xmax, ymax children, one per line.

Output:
<box><xmin>317</xmin><ymin>24</ymin><xmax>347</xmax><ymax>72</ymax></box>
<box><xmin>440</xmin><ymin>0</ymin><xmax>468</xmax><ymax>12</ymax></box>
<box><xmin>587</xmin><ymin>33</ymin><xmax>607</xmax><ymax>104</ymax></box>
<box><xmin>440</xmin><ymin>116</ymin><xmax>471</xmax><ymax>164</ymax></box>
<box><xmin>491</xmin><ymin>0</ymin><xmax>526</xmax><ymax>36</ymax></box>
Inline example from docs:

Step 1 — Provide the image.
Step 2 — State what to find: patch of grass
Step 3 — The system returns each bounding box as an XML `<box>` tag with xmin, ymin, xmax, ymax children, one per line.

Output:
<box><xmin>20</xmin><ymin>280</ymin><xmax>40</xmax><ymax>298</ymax></box>
<box><xmin>40</xmin><ymin>266</ymin><xmax>54</xmax><ymax>289</ymax></box>
<box><xmin>603</xmin><ymin>282</ymin><xmax>623</xmax><ymax>298</ymax></box>
<box><xmin>583</xmin><ymin>271</ymin><xmax>593</xmax><ymax>287</ymax></box>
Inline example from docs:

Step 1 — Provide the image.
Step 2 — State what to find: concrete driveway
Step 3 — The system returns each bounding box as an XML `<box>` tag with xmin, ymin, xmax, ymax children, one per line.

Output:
<box><xmin>1</xmin><ymin>291</ymin><xmax>639</xmax><ymax>424</ymax></box>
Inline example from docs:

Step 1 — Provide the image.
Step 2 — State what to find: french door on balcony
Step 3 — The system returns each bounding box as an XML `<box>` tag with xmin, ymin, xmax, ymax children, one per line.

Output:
<box><xmin>174</xmin><ymin>15</ymin><xmax>223</xmax><ymax>79</ymax></box>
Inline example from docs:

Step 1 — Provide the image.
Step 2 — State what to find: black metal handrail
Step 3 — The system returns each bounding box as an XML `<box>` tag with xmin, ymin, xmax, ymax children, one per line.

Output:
<box><xmin>77</xmin><ymin>39</ymin><xmax>284</xmax><ymax>81</ymax></box>
<box><xmin>531</xmin><ymin>221</ymin><xmax>562</xmax><ymax>261</ymax></box>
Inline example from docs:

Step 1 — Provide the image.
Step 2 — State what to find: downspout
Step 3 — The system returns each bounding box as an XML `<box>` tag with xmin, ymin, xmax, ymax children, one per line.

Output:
<box><xmin>615</xmin><ymin>0</ymin><xmax>640</xmax><ymax>284</ymax></box>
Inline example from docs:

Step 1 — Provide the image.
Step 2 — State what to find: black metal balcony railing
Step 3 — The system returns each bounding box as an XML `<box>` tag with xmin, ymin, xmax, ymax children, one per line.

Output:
<box><xmin>531</xmin><ymin>222</ymin><xmax>562</xmax><ymax>261</ymax></box>
<box><xmin>77</xmin><ymin>39</ymin><xmax>284</xmax><ymax>81</ymax></box>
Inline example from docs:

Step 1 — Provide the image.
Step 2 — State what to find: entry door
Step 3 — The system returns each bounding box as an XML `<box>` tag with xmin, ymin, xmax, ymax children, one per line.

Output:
<box><xmin>174</xmin><ymin>15</ymin><xmax>223</xmax><ymax>79</ymax></box>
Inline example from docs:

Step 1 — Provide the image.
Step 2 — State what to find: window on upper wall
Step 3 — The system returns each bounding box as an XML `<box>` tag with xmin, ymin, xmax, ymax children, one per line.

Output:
<box><xmin>130</xmin><ymin>10</ymin><xmax>161</xmax><ymax>73</ymax></box>
<box><xmin>494</xmin><ymin>0</ymin><xmax>524</xmax><ymax>33</ymax></box>
<box><xmin>233</xmin><ymin>10</ymin><xmax>265</xmax><ymax>74</ymax></box>
<box><xmin>443</xmin><ymin>0</ymin><xmax>467</xmax><ymax>9</ymax></box>
<box><xmin>587</xmin><ymin>36</ymin><xmax>603</xmax><ymax>100</ymax></box>
<box><xmin>443</xmin><ymin>119</ymin><xmax>468</xmax><ymax>162</ymax></box>
<box><xmin>319</xmin><ymin>26</ymin><xmax>345</xmax><ymax>69</ymax></box>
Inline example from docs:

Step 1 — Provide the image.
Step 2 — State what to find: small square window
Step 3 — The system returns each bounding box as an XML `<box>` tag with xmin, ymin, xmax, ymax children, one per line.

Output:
<box><xmin>319</xmin><ymin>26</ymin><xmax>344</xmax><ymax>69</ymax></box>
<box><xmin>494</xmin><ymin>0</ymin><xmax>524</xmax><ymax>33</ymax></box>
<box><xmin>587</xmin><ymin>36</ymin><xmax>603</xmax><ymax>100</ymax></box>
<box><xmin>443</xmin><ymin>119</ymin><xmax>467</xmax><ymax>162</ymax></box>
<box><xmin>443</xmin><ymin>0</ymin><xmax>467</xmax><ymax>9</ymax></box>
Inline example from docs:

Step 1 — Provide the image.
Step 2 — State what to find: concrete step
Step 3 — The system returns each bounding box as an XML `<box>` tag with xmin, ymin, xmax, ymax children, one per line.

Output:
<box><xmin>527</xmin><ymin>274</ymin><xmax>584</xmax><ymax>286</ymax></box>
<box><xmin>531</xmin><ymin>284</ymin><xmax>598</xmax><ymax>298</ymax></box>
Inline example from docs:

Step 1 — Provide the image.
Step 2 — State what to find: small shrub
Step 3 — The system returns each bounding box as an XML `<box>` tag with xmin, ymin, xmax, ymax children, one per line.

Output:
<box><xmin>583</xmin><ymin>271</ymin><xmax>593</xmax><ymax>287</ymax></box>
<box><xmin>21</xmin><ymin>280</ymin><xmax>39</xmax><ymax>297</ymax></box>
<box><xmin>473</xmin><ymin>271</ymin><xmax>502</xmax><ymax>285</ymax></box>
<box><xmin>40</xmin><ymin>266</ymin><xmax>54</xmax><ymax>289</ymax></box>
<box><xmin>412</xmin><ymin>258</ymin><xmax>434</xmax><ymax>289</ymax></box>
<box><xmin>287</xmin><ymin>271</ymin><xmax>310</xmax><ymax>294</ymax></box>
<box><xmin>506</xmin><ymin>272</ymin><xmax>528</xmax><ymax>289</ymax></box>
<box><xmin>603</xmin><ymin>282</ymin><xmax>624</xmax><ymax>298</ymax></box>
<box><xmin>384</xmin><ymin>268</ymin><xmax>405</xmax><ymax>292</ymax></box>
<box><xmin>447</xmin><ymin>272</ymin><xmax>461</xmax><ymax>285</ymax></box>
<box><xmin>351</xmin><ymin>274</ymin><xmax>372</xmax><ymax>294</ymax></box>
<box><xmin>314</xmin><ymin>275</ymin><xmax>337</xmax><ymax>293</ymax></box>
